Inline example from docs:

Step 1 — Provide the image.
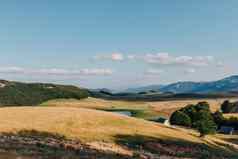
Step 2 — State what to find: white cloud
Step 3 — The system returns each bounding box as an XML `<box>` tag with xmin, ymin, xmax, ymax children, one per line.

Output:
<box><xmin>0</xmin><ymin>67</ymin><xmax>113</xmax><ymax>76</ymax></box>
<box><xmin>94</xmin><ymin>53</ymin><xmax>124</xmax><ymax>61</ymax></box>
<box><xmin>0</xmin><ymin>67</ymin><xmax>25</xmax><ymax>74</ymax></box>
<box><xmin>111</xmin><ymin>53</ymin><xmax>124</xmax><ymax>61</ymax></box>
<box><xmin>184</xmin><ymin>68</ymin><xmax>196</xmax><ymax>74</ymax></box>
<box><xmin>144</xmin><ymin>53</ymin><xmax>172</xmax><ymax>64</ymax></box>
<box><xmin>128</xmin><ymin>53</ymin><xmax>216</xmax><ymax>67</ymax></box>
<box><xmin>35</xmin><ymin>69</ymin><xmax>71</xmax><ymax>75</ymax></box>
<box><xmin>127</xmin><ymin>55</ymin><xmax>136</xmax><ymax>60</ymax></box>
<box><xmin>216</xmin><ymin>61</ymin><xmax>225</xmax><ymax>68</ymax></box>
<box><xmin>79</xmin><ymin>68</ymin><xmax>113</xmax><ymax>76</ymax></box>
<box><xmin>145</xmin><ymin>69</ymin><xmax>164</xmax><ymax>75</ymax></box>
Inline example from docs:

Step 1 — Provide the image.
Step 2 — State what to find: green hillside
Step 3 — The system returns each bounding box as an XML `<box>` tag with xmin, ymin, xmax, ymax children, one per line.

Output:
<box><xmin>0</xmin><ymin>80</ymin><xmax>89</xmax><ymax>106</ymax></box>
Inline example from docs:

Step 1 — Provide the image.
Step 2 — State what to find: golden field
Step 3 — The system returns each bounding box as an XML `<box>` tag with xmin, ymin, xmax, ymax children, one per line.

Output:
<box><xmin>0</xmin><ymin>99</ymin><xmax>238</xmax><ymax>158</ymax></box>
<box><xmin>42</xmin><ymin>97</ymin><xmax>148</xmax><ymax>110</ymax></box>
<box><xmin>43</xmin><ymin>97</ymin><xmax>238</xmax><ymax>118</ymax></box>
<box><xmin>0</xmin><ymin>107</ymin><xmax>200</xmax><ymax>143</ymax></box>
<box><xmin>224</xmin><ymin>113</ymin><xmax>238</xmax><ymax>118</ymax></box>
<box><xmin>0</xmin><ymin>106</ymin><xmax>236</xmax><ymax>149</ymax></box>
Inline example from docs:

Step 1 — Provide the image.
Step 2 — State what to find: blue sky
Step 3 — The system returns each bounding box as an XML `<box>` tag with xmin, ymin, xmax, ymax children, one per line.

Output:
<box><xmin>0</xmin><ymin>0</ymin><xmax>237</xmax><ymax>89</ymax></box>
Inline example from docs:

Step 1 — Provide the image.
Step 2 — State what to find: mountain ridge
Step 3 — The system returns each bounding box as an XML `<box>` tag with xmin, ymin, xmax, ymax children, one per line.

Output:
<box><xmin>123</xmin><ymin>75</ymin><xmax>238</xmax><ymax>94</ymax></box>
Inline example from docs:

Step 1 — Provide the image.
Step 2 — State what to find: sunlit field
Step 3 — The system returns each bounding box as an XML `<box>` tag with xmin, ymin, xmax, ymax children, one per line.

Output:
<box><xmin>0</xmin><ymin>106</ymin><xmax>237</xmax><ymax>158</ymax></box>
<box><xmin>43</xmin><ymin>97</ymin><xmax>238</xmax><ymax>118</ymax></box>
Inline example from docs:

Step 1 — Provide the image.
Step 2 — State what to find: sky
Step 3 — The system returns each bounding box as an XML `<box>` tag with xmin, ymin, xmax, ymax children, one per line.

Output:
<box><xmin>0</xmin><ymin>0</ymin><xmax>237</xmax><ymax>90</ymax></box>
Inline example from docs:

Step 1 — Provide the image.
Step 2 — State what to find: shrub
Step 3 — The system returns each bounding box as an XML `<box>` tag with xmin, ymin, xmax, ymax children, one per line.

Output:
<box><xmin>212</xmin><ymin>111</ymin><xmax>225</xmax><ymax>127</ymax></box>
<box><xmin>180</xmin><ymin>104</ymin><xmax>197</xmax><ymax>122</ymax></box>
<box><xmin>195</xmin><ymin>102</ymin><xmax>210</xmax><ymax>112</ymax></box>
<box><xmin>193</xmin><ymin>110</ymin><xmax>213</xmax><ymax>122</ymax></box>
<box><xmin>170</xmin><ymin>111</ymin><xmax>192</xmax><ymax>127</ymax></box>
<box><xmin>221</xmin><ymin>100</ymin><xmax>234</xmax><ymax>113</ymax></box>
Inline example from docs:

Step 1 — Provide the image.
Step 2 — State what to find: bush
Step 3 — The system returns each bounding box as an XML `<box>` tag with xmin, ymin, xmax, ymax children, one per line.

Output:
<box><xmin>212</xmin><ymin>111</ymin><xmax>225</xmax><ymax>127</ymax></box>
<box><xmin>221</xmin><ymin>100</ymin><xmax>234</xmax><ymax>113</ymax></box>
<box><xmin>180</xmin><ymin>104</ymin><xmax>197</xmax><ymax>122</ymax></box>
<box><xmin>170</xmin><ymin>111</ymin><xmax>192</xmax><ymax>127</ymax></box>
<box><xmin>195</xmin><ymin>102</ymin><xmax>210</xmax><ymax>112</ymax></box>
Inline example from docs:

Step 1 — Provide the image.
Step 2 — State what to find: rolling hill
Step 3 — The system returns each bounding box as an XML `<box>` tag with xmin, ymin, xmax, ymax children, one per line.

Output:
<box><xmin>0</xmin><ymin>80</ymin><xmax>89</xmax><ymax>106</ymax></box>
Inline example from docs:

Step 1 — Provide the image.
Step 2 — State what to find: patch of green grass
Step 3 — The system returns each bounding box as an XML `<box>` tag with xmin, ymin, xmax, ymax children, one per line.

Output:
<box><xmin>101</xmin><ymin>108</ymin><xmax>161</xmax><ymax>120</ymax></box>
<box><xmin>43</xmin><ymin>98</ymin><xmax>163</xmax><ymax>120</ymax></box>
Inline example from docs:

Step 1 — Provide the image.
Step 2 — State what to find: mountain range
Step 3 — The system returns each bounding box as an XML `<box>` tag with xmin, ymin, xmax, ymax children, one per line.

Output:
<box><xmin>124</xmin><ymin>75</ymin><xmax>238</xmax><ymax>94</ymax></box>
<box><xmin>1</xmin><ymin>75</ymin><xmax>238</xmax><ymax>106</ymax></box>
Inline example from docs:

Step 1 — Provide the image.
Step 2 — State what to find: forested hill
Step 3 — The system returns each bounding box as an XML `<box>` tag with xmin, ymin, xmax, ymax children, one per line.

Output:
<box><xmin>0</xmin><ymin>80</ymin><xmax>89</xmax><ymax>106</ymax></box>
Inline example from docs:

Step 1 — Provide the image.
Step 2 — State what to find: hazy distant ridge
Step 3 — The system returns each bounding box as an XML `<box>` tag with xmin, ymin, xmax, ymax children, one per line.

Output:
<box><xmin>125</xmin><ymin>75</ymin><xmax>238</xmax><ymax>94</ymax></box>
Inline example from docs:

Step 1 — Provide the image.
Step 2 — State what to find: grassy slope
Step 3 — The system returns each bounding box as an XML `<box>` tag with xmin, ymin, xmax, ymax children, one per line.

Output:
<box><xmin>42</xmin><ymin>97</ymin><xmax>148</xmax><ymax>109</ymax></box>
<box><xmin>0</xmin><ymin>107</ymin><xmax>237</xmax><ymax>158</ymax></box>
<box><xmin>41</xmin><ymin>97</ymin><xmax>160</xmax><ymax>119</ymax></box>
<box><xmin>0</xmin><ymin>107</ymin><xmax>199</xmax><ymax>142</ymax></box>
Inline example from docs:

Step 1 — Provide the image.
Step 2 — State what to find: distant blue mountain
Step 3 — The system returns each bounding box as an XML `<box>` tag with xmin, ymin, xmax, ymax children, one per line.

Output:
<box><xmin>125</xmin><ymin>75</ymin><xmax>238</xmax><ymax>94</ymax></box>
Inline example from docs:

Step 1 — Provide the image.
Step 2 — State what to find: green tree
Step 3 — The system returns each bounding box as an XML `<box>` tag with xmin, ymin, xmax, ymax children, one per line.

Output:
<box><xmin>195</xmin><ymin>120</ymin><xmax>217</xmax><ymax>137</ymax></box>
<box><xmin>195</xmin><ymin>102</ymin><xmax>210</xmax><ymax>112</ymax></box>
<box><xmin>170</xmin><ymin>111</ymin><xmax>192</xmax><ymax>127</ymax></box>
<box><xmin>212</xmin><ymin>111</ymin><xmax>225</xmax><ymax>126</ymax></box>
<box><xmin>194</xmin><ymin>110</ymin><xmax>217</xmax><ymax>137</ymax></box>
<box><xmin>180</xmin><ymin>104</ymin><xmax>197</xmax><ymax>122</ymax></box>
<box><xmin>221</xmin><ymin>100</ymin><xmax>234</xmax><ymax>113</ymax></box>
<box><xmin>170</xmin><ymin>102</ymin><xmax>218</xmax><ymax>136</ymax></box>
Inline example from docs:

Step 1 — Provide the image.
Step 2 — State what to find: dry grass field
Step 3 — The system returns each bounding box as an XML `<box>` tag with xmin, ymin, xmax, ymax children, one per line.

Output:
<box><xmin>42</xmin><ymin>97</ymin><xmax>148</xmax><ymax>110</ymax></box>
<box><xmin>42</xmin><ymin>97</ymin><xmax>158</xmax><ymax>119</ymax></box>
<box><xmin>0</xmin><ymin>107</ymin><xmax>202</xmax><ymax>157</ymax></box>
<box><xmin>0</xmin><ymin>105</ymin><xmax>237</xmax><ymax>158</ymax></box>
<box><xmin>43</xmin><ymin>97</ymin><xmax>238</xmax><ymax>118</ymax></box>
<box><xmin>0</xmin><ymin>107</ymin><xmax>199</xmax><ymax>143</ymax></box>
<box><xmin>224</xmin><ymin>113</ymin><xmax>238</xmax><ymax>118</ymax></box>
